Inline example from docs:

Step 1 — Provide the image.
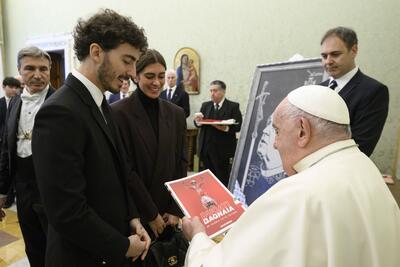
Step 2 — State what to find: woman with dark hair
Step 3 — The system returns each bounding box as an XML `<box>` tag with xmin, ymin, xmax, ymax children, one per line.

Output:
<box><xmin>111</xmin><ymin>49</ymin><xmax>187</xmax><ymax>239</ymax></box>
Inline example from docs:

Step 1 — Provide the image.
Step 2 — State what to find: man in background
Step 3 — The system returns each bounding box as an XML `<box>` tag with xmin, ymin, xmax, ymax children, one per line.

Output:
<box><xmin>160</xmin><ymin>69</ymin><xmax>190</xmax><ymax>118</ymax></box>
<box><xmin>0</xmin><ymin>77</ymin><xmax>20</xmax><ymax>150</ymax></box>
<box><xmin>183</xmin><ymin>85</ymin><xmax>400</xmax><ymax>267</ymax></box>
<box><xmin>194</xmin><ymin>80</ymin><xmax>242</xmax><ymax>186</ymax></box>
<box><xmin>109</xmin><ymin>76</ymin><xmax>131</xmax><ymax>104</ymax></box>
<box><xmin>0</xmin><ymin>46</ymin><xmax>55</xmax><ymax>267</ymax></box>
<box><xmin>0</xmin><ymin>77</ymin><xmax>21</xmax><ymax>208</ymax></box>
<box><xmin>320</xmin><ymin>26</ymin><xmax>389</xmax><ymax>156</ymax></box>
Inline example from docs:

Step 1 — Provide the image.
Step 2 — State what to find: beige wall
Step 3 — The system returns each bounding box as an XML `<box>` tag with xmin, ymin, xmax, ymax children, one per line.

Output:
<box><xmin>3</xmin><ymin>0</ymin><xmax>400</xmax><ymax>175</ymax></box>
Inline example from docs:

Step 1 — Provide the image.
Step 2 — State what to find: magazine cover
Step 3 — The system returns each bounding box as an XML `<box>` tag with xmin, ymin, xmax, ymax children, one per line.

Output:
<box><xmin>165</xmin><ymin>170</ymin><xmax>245</xmax><ymax>238</ymax></box>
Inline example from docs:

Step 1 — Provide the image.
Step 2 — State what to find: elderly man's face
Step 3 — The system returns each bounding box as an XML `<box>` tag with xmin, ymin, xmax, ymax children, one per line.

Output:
<box><xmin>19</xmin><ymin>56</ymin><xmax>51</xmax><ymax>94</ymax></box>
<box><xmin>321</xmin><ymin>35</ymin><xmax>357</xmax><ymax>79</ymax></box>
<box><xmin>166</xmin><ymin>72</ymin><xmax>177</xmax><ymax>88</ymax></box>
<box><xmin>210</xmin><ymin>84</ymin><xmax>225</xmax><ymax>104</ymax></box>
<box><xmin>272</xmin><ymin>99</ymin><xmax>300</xmax><ymax>176</ymax></box>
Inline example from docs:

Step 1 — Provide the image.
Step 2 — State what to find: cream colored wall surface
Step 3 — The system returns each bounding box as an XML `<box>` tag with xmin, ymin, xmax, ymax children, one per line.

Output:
<box><xmin>3</xmin><ymin>0</ymin><xmax>400</xmax><ymax>175</ymax></box>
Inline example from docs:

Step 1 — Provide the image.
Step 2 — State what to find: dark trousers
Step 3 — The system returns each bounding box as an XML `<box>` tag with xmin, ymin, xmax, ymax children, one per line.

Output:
<box><xmin>200</xmin><ymin>148</ymin><xmax>231</xmax><ymax>187</ymax></box>
<box><xmin>15</xmin><ymin>156</ymin><xmax>48</xmax><ymax>267</ymax></box>
<box><xmin>4</xmin><ymin>184</ymin><xmax>15</xmax><ymax>207</ymax></box>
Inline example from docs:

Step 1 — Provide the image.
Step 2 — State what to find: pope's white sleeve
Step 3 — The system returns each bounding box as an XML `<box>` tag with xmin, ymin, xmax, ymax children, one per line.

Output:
<box><xmin>185</xmin><ymin>232</ymin><xmax>220</xmax><ymax>267</ymax></box>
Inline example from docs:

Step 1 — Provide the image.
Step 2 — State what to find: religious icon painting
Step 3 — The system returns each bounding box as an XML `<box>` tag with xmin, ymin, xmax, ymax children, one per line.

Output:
<box><xmin>174</xmin><ymin>47</ymin><xmax>200</xmax><ymax>95</ymax></box>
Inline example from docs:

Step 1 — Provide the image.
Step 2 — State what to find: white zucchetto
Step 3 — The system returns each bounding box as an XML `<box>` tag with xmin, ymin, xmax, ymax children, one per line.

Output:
<box><xmin>287</xmin><ymin>85</ymin><xmax>350</xmax><ymax>124</ymax></box>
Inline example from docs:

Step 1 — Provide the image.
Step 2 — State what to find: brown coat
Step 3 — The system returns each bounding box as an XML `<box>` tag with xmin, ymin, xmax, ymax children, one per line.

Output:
<box><xmin>111</xmin><ymin>90</ymin><xmax>187</xmax><ymax>222</ymax></box>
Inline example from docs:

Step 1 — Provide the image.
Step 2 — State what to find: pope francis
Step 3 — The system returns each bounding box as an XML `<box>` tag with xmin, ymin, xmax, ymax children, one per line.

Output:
<box><xmin>182</xmin><ymin>85</ymin><xmax>400</xmax><ymax>267</ymax></box>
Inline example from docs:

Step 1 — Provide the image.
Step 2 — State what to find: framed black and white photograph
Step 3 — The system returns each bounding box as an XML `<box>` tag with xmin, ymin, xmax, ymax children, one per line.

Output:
<box><xmin>229</xmin><ymin>58</ymin><xmax>327</xmax><ymax>206</ymax></box>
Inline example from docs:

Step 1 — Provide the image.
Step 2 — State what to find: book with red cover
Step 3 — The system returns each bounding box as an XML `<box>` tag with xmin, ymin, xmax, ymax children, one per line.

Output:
<box><xmin>165</xmin><ymin>170</ymin><xmax>245</xmax><ymax>238</ymax></box>
<box><xmin>198</xmin><ymin>119</ymin><xmax>237</xmax><ymax>125</ymax></box>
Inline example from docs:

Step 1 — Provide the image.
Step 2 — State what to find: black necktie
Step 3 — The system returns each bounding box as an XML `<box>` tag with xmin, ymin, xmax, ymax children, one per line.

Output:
<box><xmin>122</xmin><ymin>93</ymin><xmax>126</xmax><ymax>99</ymax></box>
<box><xmin>168</xmin><ymin>89</ymin><xmax>173</xmax><ymax>101</ymax></box>
<box><xmin>214</xmin><ymin>103</ymin><xmax>219</xmax><ymax>112</ymax></box>
<box><xmin>328</xmin><ymin>80</ymin><xmax>338</xmax><ymax>90</ymax></box>
<box><xmin>101</xmin><ymin>97</ymin><xmax>116</xmax><ymax>140</ymax></box>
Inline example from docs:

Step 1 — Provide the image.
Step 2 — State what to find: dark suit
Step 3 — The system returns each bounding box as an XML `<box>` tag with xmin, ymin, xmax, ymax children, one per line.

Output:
<box><xmin>111</xmin><ymin>90</ymin><xmax>187</xmax><ymax>223</ymax></box>
<box><xmin>321</xmin><ymin>70</ymin><xmax>389</xmax><ymax>156</ymax></box>
<box><xmin>160</xmin><ymin>84</ymin><xmax>190</xmax><ymax>118</ymax></box>
<box><xmin>0</xmin><ymin>97</ymin><xmax>7</xmax><ymax>146</ymax></box>
<box><xmin>195</xmin><ymin>99</ymin><xmax>242</xmax><ymax>186</ymax></box>
<box><xmin>32</xmin><ymin>74</ymin><xmax>138</xmax><ymax>266</ymax></box>
<box><xmin>108</xmin><ymin>92</ymin><xmax>121</xmax><ymax>104</ymax></box>
<box><xmin>0</xmin><ymin>88</ymin><xmax>54</xmax><ymax>267</ymax></box>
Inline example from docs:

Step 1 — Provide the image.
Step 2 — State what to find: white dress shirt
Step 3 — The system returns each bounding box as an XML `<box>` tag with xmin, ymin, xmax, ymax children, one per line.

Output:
<box><xmin>72</xmin><ymin>69</ymin><xmax>104</xmax><ymax>113</ymax></box>
<box><xmin>166</xmin><ymin>85</ymin><xmax>177</xmax><ymax>100</ymax></box>
<box><xmin>17</xmin><ymin>85</ymin><xmax>49</xmax><ymax>158</ymax></box>
<box><xmin>329</xmin><ymin>66</ymin><xmax>358</xmax><ymax>93</ymax></box>
<box><xmin>5</xmin><ymin>96</ymin><xmax>11</xmax><ymax>108</ymax></box>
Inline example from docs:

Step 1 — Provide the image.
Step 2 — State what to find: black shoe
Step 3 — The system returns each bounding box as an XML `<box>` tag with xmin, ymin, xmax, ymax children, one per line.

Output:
<box><xmin>3</xmin><ymin>197</ymin><xmax>14</xmax><ymax>209</ymax></box>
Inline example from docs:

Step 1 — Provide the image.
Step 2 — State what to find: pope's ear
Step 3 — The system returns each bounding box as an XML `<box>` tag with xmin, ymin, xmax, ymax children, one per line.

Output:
<box><xmin>298</xmin><ymin>117</ymin><xmax>311</xmax><ymax>147</ymax></box>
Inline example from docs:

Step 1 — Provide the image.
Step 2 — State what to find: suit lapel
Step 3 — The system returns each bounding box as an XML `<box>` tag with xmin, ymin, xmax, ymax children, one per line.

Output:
<box><xmin>171</xmin><ymin>87</ymin><xmax>181</xmax><ymax>104</ymax></box>
<box><xmin>7</xmin><ymin>97</ymin><xmax>22</xmax><ymax>154</ymax></box>
<box><xmin>65</xmin><ymin>74</ymin><xmax>118</xmax><ymax>153</ymax></box>
<box><xmin>131</xmin><ymin>91</ymin><xmax>158</xmax><ymax>159</ymax></box>
<box><xmin>339</xmin><ymin>70</ymin><xmax>362</xmax><ymax>98</ymax></box>
<box><xmin>152</xmin><ymin>100</ymin><xmax>171</xmax><ymax>184</ymax></box>
<box><xmin>218</xmin><ymin>100</ymin><xmax>229</xmax><ymax>120</ymax></box>
<box><xmin>171</xmin><ymin>91</ymin><xmax>178</xmax><ymax>103</ymax></box>
<box><xmin>204</xmin><ymin>102</ymin><xmax>213</xmax><ymax>118</ymax></box>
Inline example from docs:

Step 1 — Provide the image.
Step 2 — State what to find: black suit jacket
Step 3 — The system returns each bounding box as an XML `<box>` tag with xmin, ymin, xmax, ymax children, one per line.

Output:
<box><xmin>195</xmin><ymin>99</ymin><xmax>242</xmax><ymax>159</ymax></box>
<box><xmin>0</xmin><ymin>88</ymin><xmax>55</xmax><ymax>195</ymax></box>
<box><xmin>0</xmin><ymin>97</ymin><xmax>6</xmax><ymax>147</ymax></box>
<box><xmin>160</xmin><ymin>84</ymin><xmax>190</xmax><ymax>118</ymax></box>
<box><xmin>321</xmin><ymin>70</ymin><xmax>389</xmax><ymax>156</ymax></box>
<box><xmin>111</xmin><ymin>90</ymin><xmax>187</xmax><ymax>223</ymax></box>
<box><xmin>32</xmin><ymin>74</ymin><xmax>138</xmax><ymax>266</ymax></box>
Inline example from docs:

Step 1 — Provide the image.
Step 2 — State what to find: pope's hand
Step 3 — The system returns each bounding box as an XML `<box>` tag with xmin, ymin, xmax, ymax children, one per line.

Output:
<box><xmin>182</xmin><ymin>216</ymin><xmax>206</xmax><ymax>241</ymax></box>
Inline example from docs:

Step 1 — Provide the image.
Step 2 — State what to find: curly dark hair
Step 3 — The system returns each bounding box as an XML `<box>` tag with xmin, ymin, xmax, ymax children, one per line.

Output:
<box><xmin>73</xmin><ymin>9</ymin><xmax>148</xmax><ymax>61</ymax></box>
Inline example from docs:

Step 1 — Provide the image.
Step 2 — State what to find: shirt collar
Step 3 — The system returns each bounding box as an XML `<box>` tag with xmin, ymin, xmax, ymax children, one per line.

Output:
<box><xmin>293</xmin><ymin>139</ymin><xmax>358</xmax><ymax>173</ymax></box>
<box><xmin>21</xmin><ymin>84</ymin><xmax>50</xmax><ymax>99</ymax></box>
<box><xmin>215</xmin><ymin>97</ymin><xmax>225</xmax><ymax>107</ymax></box>
<box><xmin>72</xmin><ymin>69</ymin><xmax>104</xmax><ymax>108</ymax></box>
<box><xmin>330</xmin><ymin>66</ymin><xmax>358</xmax><ymax>92</ymax></box>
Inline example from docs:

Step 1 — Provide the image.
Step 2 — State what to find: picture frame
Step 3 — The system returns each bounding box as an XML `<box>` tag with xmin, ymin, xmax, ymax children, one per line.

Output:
<box><xmin>174</xmin><ymin>47</ymin><xmax>200</xmax><ymax>95</ymax></box>
<box><xmin>228</xmin><ymin>58</ymin><xmax>327</xmax><ymax>206</ymax></box>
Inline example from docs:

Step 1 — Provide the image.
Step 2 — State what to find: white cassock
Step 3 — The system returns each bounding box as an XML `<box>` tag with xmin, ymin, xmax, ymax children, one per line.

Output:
<box><xmin>185</xmin><ymin>139</ymin><xmax>400</xmax><ymax>267</ymax></box>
